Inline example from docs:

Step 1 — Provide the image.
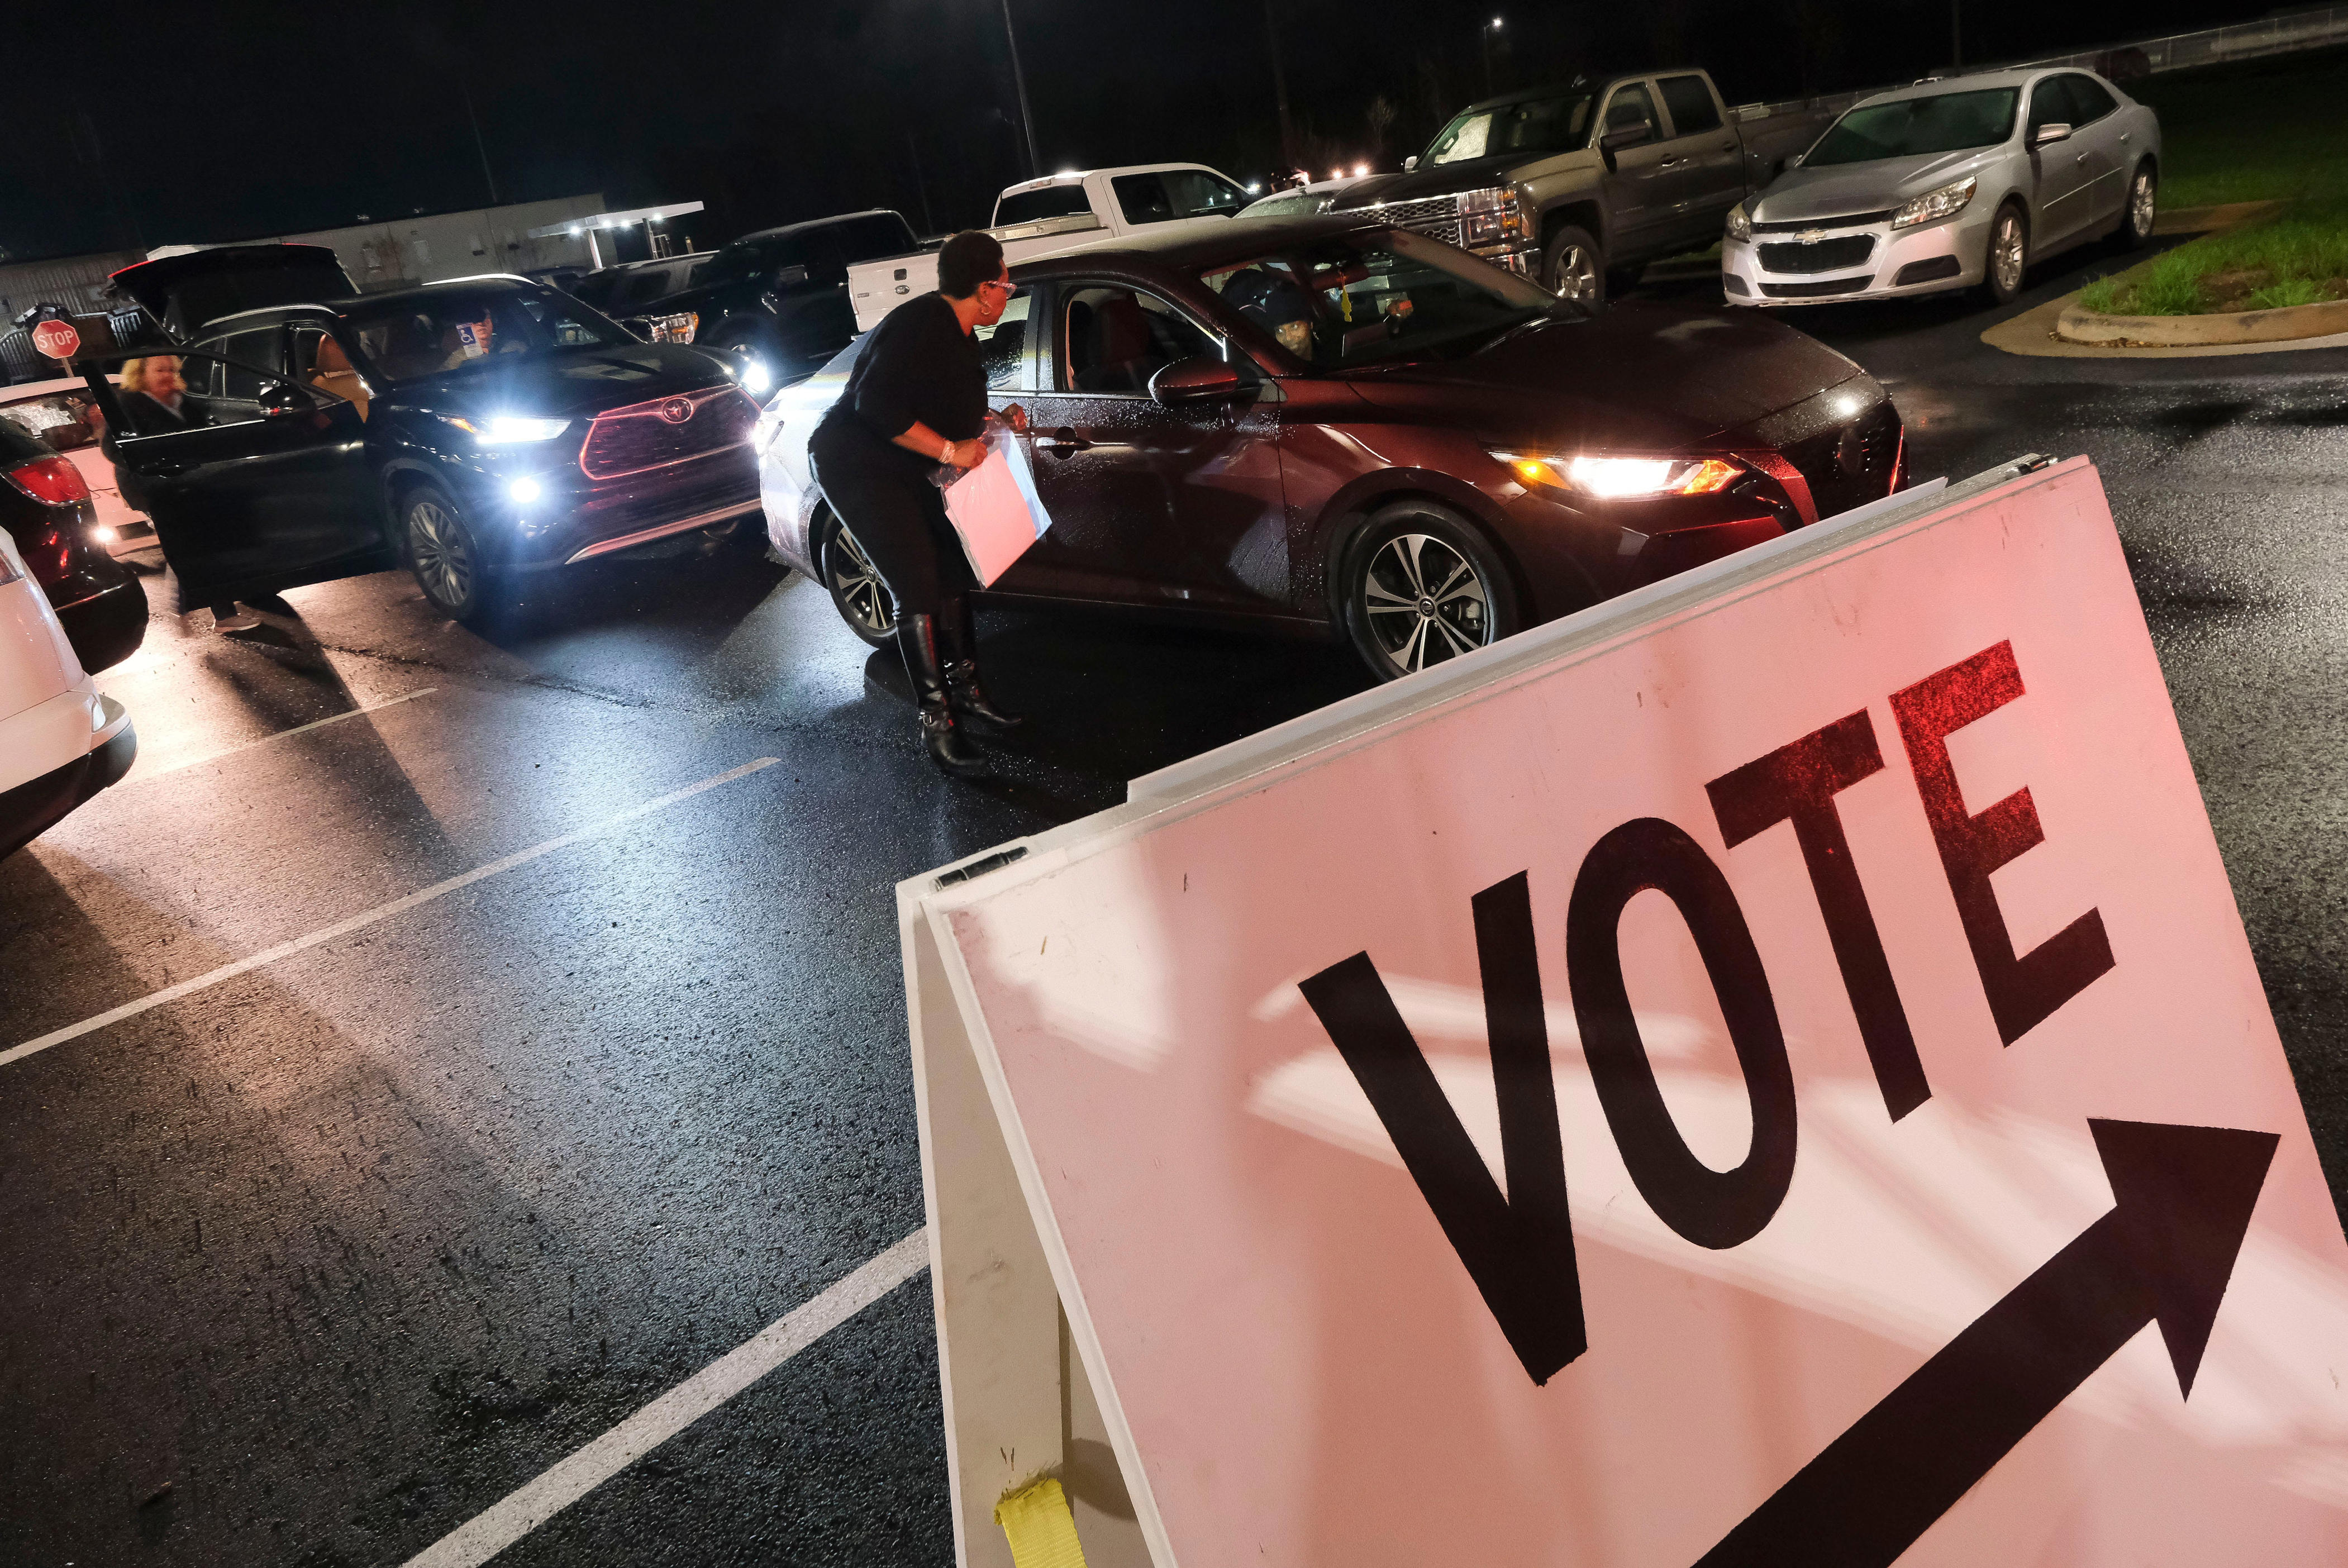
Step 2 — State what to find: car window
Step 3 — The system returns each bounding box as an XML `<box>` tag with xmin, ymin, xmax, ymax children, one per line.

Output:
<box><xmin>1161</xmin><ymin>170</ymin><xmax>1246</xmax><ymax>219</ymax></box>
<box><xmin>1658</xmin><ymin>75</ymin><xmax>1722</xmax><ymax>137</ymax></box>
<box><xmin>2064</xmin><ymin>74</ymin><xmax>2117</xmax><ymax>124</ymax></box>
<box><xmin>1422</xmin><ymin>90</ymin><xmax>1598</xmax><ymax>166</ymax></box>
<box><xmin>292</xmin><ymin>326</ymin><xmax>368</xmax><ymax>418</ymax></box>
<box><xmin>0</xmin><ymin>390</ymin><xmax>102</xmax><ymax>452</ymax></box>
<box><xmin>1061</xmin><ymin>285</ymin><xmax>1220</xmax><ymax>394</ymax></box>
<box><xmin>1111</xmin><ymin>174</ymin><xmax>1177</xmax><ymax>226</ymax></box>
<box><xmin>994</xmin><ymin>184</ymin><xmax>1094</xmax><ymax>226</ymax></box>
<box><xmin>190</xmin><ymin>326</ymin><xmax>284</xmax><ymax>404</ymax></box>
<box><xmin>1202</xmin><ymin>226</ymin><xmax>1559</xmax><ymax>371</ymax></box>
<box><xmin>975</xmin><ymin>289</ymin><xmax>1033</xmax><ymax>392</ymax></box>
<box><xmin>831</xmin><ymin>215</ymin><xmax>917</xmax><ymax>263</ymax></box>
<box><xmin>1807</xmin><ymin>88</ymin><xmax>2022</xmax><ymax>164</ymax></box>
<box><xmin>2027</xmin><ymin>78</ymin><xmax>2071</xmax><ymax>136</ymax></box>
<box><xmin>1603</xmin><ymin>83</ymin><xmax>1660</xmax><ymax>144</ymax></box>
<box><xmin>617</xmin><ymin>269</ymin><xmax>675</xmax><ymax>309</ymax></box>
<box><xmin>343</xmin><ymin>286</ymin><xmax>628</xmax><ymax>384</ymax></box>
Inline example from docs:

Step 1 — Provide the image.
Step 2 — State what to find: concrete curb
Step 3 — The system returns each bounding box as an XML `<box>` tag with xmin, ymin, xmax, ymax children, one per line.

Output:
<box><xmin>2058</xmin><ymin>294</ymin><xmax>2348</xmax><ymax>346</ymax></box>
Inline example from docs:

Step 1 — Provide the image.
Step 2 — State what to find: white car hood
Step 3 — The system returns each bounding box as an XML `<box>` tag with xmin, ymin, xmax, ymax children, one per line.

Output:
<box><xmin>1754</xmin><ymin>148</ymin><xmax>1999</xmax><ymax>223</ymax></box>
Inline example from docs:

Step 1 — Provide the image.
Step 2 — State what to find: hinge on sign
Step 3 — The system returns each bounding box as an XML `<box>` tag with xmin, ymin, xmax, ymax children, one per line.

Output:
<box><xmin>2013</xmin><ymin>453</ymin><xmax>2053</xmax><ymax>473</ymax></box>
<box><xmin>935</xmin><ymin>846</ymin><xmax>1028</xmax><ymax>889</ymax></box>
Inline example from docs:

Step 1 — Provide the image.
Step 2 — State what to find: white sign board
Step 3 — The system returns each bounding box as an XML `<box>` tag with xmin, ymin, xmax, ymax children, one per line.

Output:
<box><xmin>901</xmin><ymin>457</ymin><xmax>2348</xmax><ymax>1567</ymax></box>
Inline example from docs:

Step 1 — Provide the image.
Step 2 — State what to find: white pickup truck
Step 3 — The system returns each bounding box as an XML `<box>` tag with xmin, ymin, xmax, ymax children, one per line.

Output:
<box><xmin>847</xmin><ymin>163</ymin><xmax>1250</xmax><ymax>331</ymax></box>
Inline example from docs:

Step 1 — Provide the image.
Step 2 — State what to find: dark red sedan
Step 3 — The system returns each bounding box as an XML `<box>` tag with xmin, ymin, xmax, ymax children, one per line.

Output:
<box><xmin>758</xmin><ymin>216</ymin><xmax>1901</xmax><ymax>680</ymax></box>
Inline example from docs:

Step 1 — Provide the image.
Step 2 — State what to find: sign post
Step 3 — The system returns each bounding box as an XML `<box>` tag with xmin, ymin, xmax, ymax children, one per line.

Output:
<box><xmin>903</xmin><ymin>456</ymin><xmax>2348</xmax><ymax>1567</ymax></box>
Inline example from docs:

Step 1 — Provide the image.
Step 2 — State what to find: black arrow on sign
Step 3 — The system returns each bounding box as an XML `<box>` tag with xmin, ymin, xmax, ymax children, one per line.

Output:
<box><xmin>1697</xmin><ymin>1118</ymin><xmax>2279</xmax><ymax>1568</ymax></box>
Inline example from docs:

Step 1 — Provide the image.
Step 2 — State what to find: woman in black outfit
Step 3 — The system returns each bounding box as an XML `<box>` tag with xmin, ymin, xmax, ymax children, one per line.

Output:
<box><xmin>809</xmin><ymin>231</ymin><xmax>1025</xmax><ymax>774</ymax></box>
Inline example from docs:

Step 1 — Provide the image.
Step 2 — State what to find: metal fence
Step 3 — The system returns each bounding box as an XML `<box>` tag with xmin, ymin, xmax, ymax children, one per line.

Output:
<box><xmin>1731</xmin><ymin>5</ymin><xmax>2348</xmax><ymax>127</ymax></box>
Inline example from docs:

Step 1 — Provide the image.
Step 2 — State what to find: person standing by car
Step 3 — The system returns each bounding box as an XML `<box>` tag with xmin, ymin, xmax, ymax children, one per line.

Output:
<box><xmin>808</xmin><ymin>230</ymin><xmax>1023</xmax><ymax>776</ymax></box>
<box><xmin>108</xmin><ymin>356</ymin><xmax>260</xmax><ymax>634</ymax></box>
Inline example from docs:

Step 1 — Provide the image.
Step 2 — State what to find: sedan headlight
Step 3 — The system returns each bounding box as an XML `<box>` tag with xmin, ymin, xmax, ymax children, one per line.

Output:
<box><xmin>1459</xmin><ymin>187</ymin><xmax>1530</xmax><ymax>249</ymax></box>
<box><xmin>1726</xmin><ymin>202</ymin><xmax>1752</xmax><ymax>244</ymax></box>
<box><xmin>470</xmin><ymin>416</ymin><xmax>571</xmax><ymax>445</ymax></box>
<box><xmin>1494</xmin><ymin>450</ymin><xmax>1742</xmax><ymax>498</ymax></box>
<box><xmin>1891</xmin><ymin>176</ymin><xmax>1978</xmax><ymax>231</ymax></box>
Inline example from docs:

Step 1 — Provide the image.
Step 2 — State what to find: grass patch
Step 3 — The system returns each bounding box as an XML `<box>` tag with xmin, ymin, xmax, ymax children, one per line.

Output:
<box><xmin>2077</xmin><ymin>203</ymin><xmax>2348</xmax><ymax>314</ymax></box>
<box><xmin>2130</xmin><ymin>46</ymin><xmax>2348</xmax><ymax>208</ymax></box>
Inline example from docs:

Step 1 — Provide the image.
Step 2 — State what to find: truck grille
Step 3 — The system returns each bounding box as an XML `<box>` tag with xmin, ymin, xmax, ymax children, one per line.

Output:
<box><xmin>578</xmin><ymin>387</ymin><xmax>759</xmax><ymax>480</ymax></box>
<box><xmin>1355</xmin><ymin>194</ymin><xmax>1464</xmax><ymax>247</ymax></box>
<box><xmin>1759</xmin><ymin>236</ymin><xmax>1877</xmax><ymax>274</ymax></box>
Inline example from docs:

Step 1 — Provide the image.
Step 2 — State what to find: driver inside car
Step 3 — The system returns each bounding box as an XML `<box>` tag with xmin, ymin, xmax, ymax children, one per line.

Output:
<box><xmin>1221</xmin><ymin>266</ymin><xmax>1316</xmax><ymax>358</ymax></box>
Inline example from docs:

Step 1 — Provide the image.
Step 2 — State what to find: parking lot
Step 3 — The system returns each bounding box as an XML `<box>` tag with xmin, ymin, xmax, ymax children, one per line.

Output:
<box><xmin>7</xmin><ymin>224</ymin><xmax>2348</xmax><ymax>1568</ymax></box>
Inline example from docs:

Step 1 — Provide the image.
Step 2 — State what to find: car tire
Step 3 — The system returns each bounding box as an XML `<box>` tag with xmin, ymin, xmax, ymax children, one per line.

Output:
<box><xmin>2112</xmin><ymin>160</ymin><xmax>2157</xmax><ymax>251</ymax></box>
<box><xmin>1340</xmin><ymin>500</ymin><xmax>1520</xmax><ymax>683</ymax></box>
<box><xmin>1543</xmin><ymin>225</ymin><xmax>1606</xmax><ymax>310</ymax></box>
<box><xmin>1981</xmin><ymin>202</ymin><xmax>2028</xmax><ymax>307</ymax></box>
<box><xmin>818</xmin><ymin>513</ymin><xmax>897</xmax><ymax>648</ymax></box>
<box><xmin>400</xmin><ymin>483</ymin><xmax>496</xmax><ymax>623</ymax></box>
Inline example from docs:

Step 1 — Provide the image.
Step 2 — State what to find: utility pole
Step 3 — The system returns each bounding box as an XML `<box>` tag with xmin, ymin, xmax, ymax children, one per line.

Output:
<box><xmin>908</xmin><ymin>128</ymin><xmax>937</xmax><ymax>235</ymax></box>
<box><xmin>1265</xmin><ymin>0</ymin><xmax>1297</xmax><ymax>170</ymax></box>
<box><xmin>1483</xmin><ymin>17</ymin><xmax>1505</xmax><ymax>98</ymax></box>
<box><xmin>458</xmin><ymin>81</ymin><xmax>501</xmax><ymax>206</ymax></box>
<box><xmin>999</xmin><ymin>0</ymin><xmax>1042</xmax><ymax>178</ymax></box>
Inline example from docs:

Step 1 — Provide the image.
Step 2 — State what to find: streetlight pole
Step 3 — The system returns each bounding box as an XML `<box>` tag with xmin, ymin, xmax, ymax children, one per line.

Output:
<box><xmin>998</xmin><ymin>0</ymin><xmax>1042</xmax><ymax>179</ymax></box>
<box><xmin>1482</xmin><ymin>17</ymin><xmax>1504</xmax><ymax>98</ymax></box>
<box><xmin>1265</xmin><ymin>0</ymin><xmax>1298</xmax><ymax>171</ymax></box>
<box><xmin>1951</xmin><ymin>0</ymin><xmax>1963</xmax><ymax>69</ymax></box>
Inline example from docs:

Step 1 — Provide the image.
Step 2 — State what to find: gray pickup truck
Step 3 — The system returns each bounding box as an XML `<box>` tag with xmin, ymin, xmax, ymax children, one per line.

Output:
<box><xmin>1332</xmin><ymin>69</ymin><xmax>1830</xmax><ymax>308</ymax></box>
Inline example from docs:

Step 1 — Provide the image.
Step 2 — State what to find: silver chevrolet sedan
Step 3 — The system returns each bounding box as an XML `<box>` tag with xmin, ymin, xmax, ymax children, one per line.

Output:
<box><xmin>1721</xmin><ymin>68</ymin><xmax>2160</xmax><ymax>309</ymax></box>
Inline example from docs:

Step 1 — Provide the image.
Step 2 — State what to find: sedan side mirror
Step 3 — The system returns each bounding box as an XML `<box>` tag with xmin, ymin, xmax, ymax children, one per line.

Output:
<box><xmin>255</xmin><ymin>381</ymin><xmax>313</xmax><ymax>420</ymax></box>
<box><xmin>1402</xmin><ymin>155</ymin><xmax>1419</xmax><ymax>171</ymax></box>
<box><xmin>2031</xmin><ymin>121</ymin><xmax>2072</xmax><ymax>148</ymax></box>
<box><xmin>1150</xmin><ymin>355</ymin><xmax>1244</xmax><ymax>407</ymax></box>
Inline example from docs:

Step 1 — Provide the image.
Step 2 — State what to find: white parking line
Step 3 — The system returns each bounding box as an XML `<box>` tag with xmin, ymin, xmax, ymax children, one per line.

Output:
<box><xmin>0</xmin><ymin>756</ymin><xmax>779</xmax><ymax>1070</ymax></box>
<box><xmin>122</xmin><ymin>686</ymin><xmax>440</xmax><ymax>784</ymax></box>
<box><xmin>403</xmin><ymin>1230</ymin><xmax>930</xmax><ymax>1568</ymax></box>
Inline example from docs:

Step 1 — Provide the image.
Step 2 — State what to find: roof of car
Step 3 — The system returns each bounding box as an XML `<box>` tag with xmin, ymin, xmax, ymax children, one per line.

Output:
<box><xmin>730</xmin><ymin>209</ymin><xmax>912</xmax><ymax>247</ymax></box>
<box><xmin>1450</xmin><ymin>76</ymin><xmax>1630</xmax><ymax>117</ymax></box>
<box><xmin>1013</xmin><ymin>212</ymin><xmax>1387</xmax><ymax>273</ymax></box>
<box><xmin>996</xmin><ymin>164</ymin><xmax>1235</xmax><ymax>198</ymax></box>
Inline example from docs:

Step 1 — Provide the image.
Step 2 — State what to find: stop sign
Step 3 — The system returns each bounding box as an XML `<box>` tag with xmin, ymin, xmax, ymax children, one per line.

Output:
<box><xmin>30</xmin><ymin>319</ymin><xmax>81</xmax><ymax>360</ymax></box>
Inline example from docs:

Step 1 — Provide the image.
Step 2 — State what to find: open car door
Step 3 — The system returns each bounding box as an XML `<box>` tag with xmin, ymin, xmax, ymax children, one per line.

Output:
<box><xmin>85</xmin><ymin>346</ymin><xmax>391</xmax><ymax>612</ymax></box>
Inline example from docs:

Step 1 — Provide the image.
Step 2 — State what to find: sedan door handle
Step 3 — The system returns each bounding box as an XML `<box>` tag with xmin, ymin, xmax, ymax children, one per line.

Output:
<box><xmin>1658</xmin><ymin>156</ymin><xmax>1683</xmax><ymax>167</ymax></box>
<box><xmin>1036</xmin><ymin>428</ymin><xmax>1090</xmax><ymax>455</ymax></box>
<box><xmin>2076</xmin><ymin>152</ymin><xmax>2089</xmax><ymax>165</ymax></box>
<box><xmin>2119</xmin><ymin>132</ymin><xmax>2131</xmax><ymax>142</ymax></box>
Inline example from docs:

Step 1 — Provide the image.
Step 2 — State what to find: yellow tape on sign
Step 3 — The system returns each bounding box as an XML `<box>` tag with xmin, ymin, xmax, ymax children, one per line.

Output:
<box><xmin>994</xmin><ymin>1476</ymin><xmax>1088</xmax><ymax>1568</ymax></box>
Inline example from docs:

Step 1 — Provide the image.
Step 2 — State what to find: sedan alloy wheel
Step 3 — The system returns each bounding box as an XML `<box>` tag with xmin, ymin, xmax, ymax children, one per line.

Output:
<box><xmin>1360</xmin><ymin>531</ymin><xmax>1493</xmax><ymax>675</ymax></box>
<box><xmin>823</xmin><ymin>520</ymin><xmax>897</xmax><ymax>647</ymax></box>
<box><xmin>403</xmin><ymin>487</ymin><xmax>489</xmax><ymax>621</ymax></box>
<box><xmin>1985</xmin><ymin>206</ymin><xmax>2028</xmax><ymax>305</ymax></box>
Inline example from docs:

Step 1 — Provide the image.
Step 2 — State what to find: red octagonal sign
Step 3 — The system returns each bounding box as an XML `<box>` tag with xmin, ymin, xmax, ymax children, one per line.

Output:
<box><xmin>30</xmin><ymin>320</ymin><xmax>81</xmax><ymax>360</ymax></box>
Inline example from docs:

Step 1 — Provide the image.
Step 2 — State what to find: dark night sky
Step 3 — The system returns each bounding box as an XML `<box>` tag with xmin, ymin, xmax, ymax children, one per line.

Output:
<box><xmin>0</xmin><ymin>0</ymin><xmax>2303</xmax><ymax>264</ymax></box>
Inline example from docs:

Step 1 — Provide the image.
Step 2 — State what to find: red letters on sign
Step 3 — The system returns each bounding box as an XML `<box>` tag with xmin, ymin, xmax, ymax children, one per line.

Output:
<box><xmin>1890</xmin><ymin>642</ymin><xmax>2114</xmax><ymax>1046</ymax></box>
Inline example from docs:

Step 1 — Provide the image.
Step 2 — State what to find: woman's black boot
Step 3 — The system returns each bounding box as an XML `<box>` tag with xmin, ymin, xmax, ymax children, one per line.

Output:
<box><xmin>898</xmin><ymin>613</ymin><xmax>985</xmax><ymax>775</ymax></box>
<box><xmin>937</xmin><ymin>592</ymin><xmax>1025</xmax><ymax>728</ymax></box>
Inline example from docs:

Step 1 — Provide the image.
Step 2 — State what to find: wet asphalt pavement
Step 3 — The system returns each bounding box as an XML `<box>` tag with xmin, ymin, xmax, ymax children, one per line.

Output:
<box><xmin>7</xmin><ymin>236</ymin><xmax>2348</xmax><ymax>1565</ymax></box>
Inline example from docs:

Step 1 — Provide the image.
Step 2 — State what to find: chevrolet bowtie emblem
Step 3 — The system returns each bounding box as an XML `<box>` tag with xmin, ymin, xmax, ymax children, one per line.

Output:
<box><xmin>1797</xmin><ymin>228</ymin><xmax>1827</xmax><ymax>244</ymax></box>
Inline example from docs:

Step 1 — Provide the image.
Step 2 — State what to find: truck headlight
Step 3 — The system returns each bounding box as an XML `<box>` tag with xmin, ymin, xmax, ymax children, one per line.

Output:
<box><xmin>1891</xmin><ymin>176</ymin><xmax>1978</xmax><ymax>230</ymax></box>
<box><xmin>1460</xmin><ymin>187</ymin><xmax>1529</xmax><ymax>249</ymax></box>
<box><xmin>1494</xmin><ymin>450</ymin><xmax>1742</xmax><ymax>498</ymax></box>
<box><xmin>1726</xmin><ymin>202</ymin><xmax>1752</xmax><ymax>244</ymax></box>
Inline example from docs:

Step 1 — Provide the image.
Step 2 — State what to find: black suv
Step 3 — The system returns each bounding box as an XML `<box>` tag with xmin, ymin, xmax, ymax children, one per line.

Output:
<box><xmin>587</xmin><ymin>210</ymin><xmax>918</xmax><ymax>390</ymax></box>
<box><xmin>85</xmin><ymin>246</ymin><xmax>761</xmax><ymax>622</ymax></box>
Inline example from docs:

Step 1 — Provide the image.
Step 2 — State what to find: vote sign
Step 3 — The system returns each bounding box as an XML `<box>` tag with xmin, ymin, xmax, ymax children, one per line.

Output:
<box><xmin>30</xmin><ymin>318</ymin><xmax>80</xmax><ymax>360</ymax></box>
<box><xmin>908</xmin><ymin>457</ymin><xmax>2348</xmax><ymax>1567</ymax></box>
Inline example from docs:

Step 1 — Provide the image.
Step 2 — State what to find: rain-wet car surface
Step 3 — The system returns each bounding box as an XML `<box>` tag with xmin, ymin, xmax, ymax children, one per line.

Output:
<box><xmin>760</xmin><ymin>214</ymin><xmax>1902</xmax><ymax>679</ymax></box>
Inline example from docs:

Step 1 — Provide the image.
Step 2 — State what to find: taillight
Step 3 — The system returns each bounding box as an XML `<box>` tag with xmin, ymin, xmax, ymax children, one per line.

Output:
<box><xmin>4</xmin><ymin>456</ymin><xmax>91</xmax><ymax>507</ymax></box>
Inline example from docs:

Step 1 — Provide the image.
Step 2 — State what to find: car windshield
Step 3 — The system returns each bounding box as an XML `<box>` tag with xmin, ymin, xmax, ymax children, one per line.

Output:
<box><xmin>1203</xmin><ymin>227</ymin><xmax>1563</xmax><ymax>371</ymax></box>
<box><xmin>1805</xmin><ymin>88</ymin><xmax>2021</xmax><ymax>165</ymax></box>
<box><xmin>341</xmin><ymin>287</ymin><xmax>630</xmax><ymax>384</ymax></box>
<box><xmin>1423</xmin><ymin>91</ymin><xmax>1598</xmax><ymax>166</ymax></box>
